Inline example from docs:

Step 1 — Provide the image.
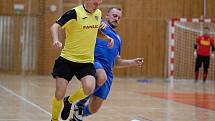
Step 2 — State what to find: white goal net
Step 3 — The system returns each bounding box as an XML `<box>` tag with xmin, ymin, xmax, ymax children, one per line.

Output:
<box><xmin>168</xmin><ymin>18</ymin><xmax>215</xmax><ymax>81</ymax></box>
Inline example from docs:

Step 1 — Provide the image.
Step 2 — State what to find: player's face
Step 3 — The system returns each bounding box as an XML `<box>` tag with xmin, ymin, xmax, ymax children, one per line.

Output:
<box><xmin>85</xmin><ymin>0</ymin><xmax>102</xmax><ymax>13</ymax></box>
<box><xmin>203</xmin><ymin>28</ymin><xmax>209</xmax><ymax>35</ymax></box>
<box><xmin>106</xmin><ymin>8</ymin><xmax>122</xmax><ymax>28</ymax></box>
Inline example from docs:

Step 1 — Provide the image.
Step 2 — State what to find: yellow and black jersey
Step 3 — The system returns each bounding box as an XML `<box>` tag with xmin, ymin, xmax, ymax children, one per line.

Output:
<box><xmin>56</xmin><ymin>5</ymin><xmax>102</xmax><ymax>63</ymax></box>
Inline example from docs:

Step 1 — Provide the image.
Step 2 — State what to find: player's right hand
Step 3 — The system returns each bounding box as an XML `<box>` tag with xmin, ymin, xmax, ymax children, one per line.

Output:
<box><xmin>107</xmin><ymin>36</ymin><xmax>114</xmax><ymax>48</ymax></box>
<box><xmin>99</xmin><ymin>21</ymin><xmax>107</xmax><ymax>29</ymax></box>
<box><xmin>135</xmin><ymin>58</ymin><xmax>144</xmax><ymax>67</ymax></box>
<box><xmin>52</xmin><ymin>40</ymin><xmax>62</xmax><ymax>50</ymax></box>
<box><xmin>194</xmin><ymin>51</ymin><xmax>197</xmax><ymax>57</ymax></box>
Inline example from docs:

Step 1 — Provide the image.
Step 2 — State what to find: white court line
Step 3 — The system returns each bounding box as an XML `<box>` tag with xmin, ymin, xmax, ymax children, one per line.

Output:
<box><xmin>0</xmin><ymin>84</ymin><xmax>51</xmax><ymax>116</ymax></box>
<box><xmin>0</xmin><ymin>119</ymin><xmax>36</xmax><ymax>121</ymax></box>
<box><xmin>29</xmin><ymin>82</ymin><xmax>40</xmax><ymax>88</ymax></box>
<box><xmin>0</xmin><ymin>119</ymin><xmax>49</xmax><ymax>121</ymax></box>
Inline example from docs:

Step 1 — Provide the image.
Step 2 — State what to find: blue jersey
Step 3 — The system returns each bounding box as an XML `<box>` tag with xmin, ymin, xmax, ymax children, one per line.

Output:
<box><xmin>94</xmin><ymin>20</ymin><xmax>122</xmax><ymax>77</ymax></box>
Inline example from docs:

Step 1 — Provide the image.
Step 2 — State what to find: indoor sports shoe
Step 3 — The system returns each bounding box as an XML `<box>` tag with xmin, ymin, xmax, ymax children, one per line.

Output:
<box><xmin>61</xmin><ymin>96</ymin><xmax>72</xmax><ymax>120</ymax></box>
<box><xmin>70</xmin><ymin>104</ymin><xmax>84</xmax><ymax>121</ymax></box>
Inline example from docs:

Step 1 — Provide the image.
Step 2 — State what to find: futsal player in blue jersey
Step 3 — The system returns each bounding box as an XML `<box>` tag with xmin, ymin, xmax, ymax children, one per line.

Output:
<box><xmin>61</xmin><ymin>7</ymin><xmax>144</xmax><ymax>121</ymax></box>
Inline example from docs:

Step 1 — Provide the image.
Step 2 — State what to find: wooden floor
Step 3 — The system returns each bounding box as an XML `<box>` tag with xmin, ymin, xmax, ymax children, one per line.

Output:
<box><xmin>0</xmin><ymin>75</ymin><xmax>215</xmax><ymax>121</ymax></box>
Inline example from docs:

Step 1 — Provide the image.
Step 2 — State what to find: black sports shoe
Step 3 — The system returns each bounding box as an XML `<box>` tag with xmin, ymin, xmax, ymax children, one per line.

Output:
<box><xmin>61</xmin><ymin>96</ymin><xmax>72</xmax><ymax>120</ymax></box>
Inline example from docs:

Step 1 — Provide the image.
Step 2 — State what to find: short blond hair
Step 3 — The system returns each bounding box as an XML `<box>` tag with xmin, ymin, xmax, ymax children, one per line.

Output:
<box><xmin>108</xmin><ymin>7</ymin><xmax>122</xmax><ymax>13</ymax></box>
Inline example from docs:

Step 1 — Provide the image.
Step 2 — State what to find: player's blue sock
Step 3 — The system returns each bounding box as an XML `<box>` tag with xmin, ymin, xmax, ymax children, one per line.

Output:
<box><xmin>83</xmin><ymin>105</ymin><xmax>92</xmax><ymax>116</ymax></box>
<box><xmin>77</xmin><ymin>96</ymin><xmax>89</xmax><ymax>106</ymax></box>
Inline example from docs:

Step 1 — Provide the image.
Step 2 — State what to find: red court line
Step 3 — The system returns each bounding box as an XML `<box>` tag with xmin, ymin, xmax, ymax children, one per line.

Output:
<box><xmin>140</xmin><ymin>92</ymin><xmax>215</xmax><ymax>110</ymax></box>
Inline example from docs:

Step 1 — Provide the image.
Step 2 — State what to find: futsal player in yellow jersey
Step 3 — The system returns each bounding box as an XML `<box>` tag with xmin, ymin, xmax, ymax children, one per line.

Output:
<box><xmin>50</xmin><ymin>0</ymin><xmax>113</xmax><ymax>121</ymax></box>
<box><xmin>61</xmin><ymin>7</ymin><xmax>144</xmax><ymax>121</ymax></box>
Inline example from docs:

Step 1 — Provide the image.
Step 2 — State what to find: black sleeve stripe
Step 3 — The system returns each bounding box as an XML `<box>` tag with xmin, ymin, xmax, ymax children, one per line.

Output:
<box><xmin>56</xmin><ymin>9</ymin><xmax>77</xmax><ymax>27</ymax></box>
<box><xmin>212</xmin><ymin>45</ymin><xmax>215</xmax><ymax>52</ymax></box>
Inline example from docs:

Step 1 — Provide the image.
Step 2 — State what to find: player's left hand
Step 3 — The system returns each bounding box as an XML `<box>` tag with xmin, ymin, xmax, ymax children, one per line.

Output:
<box><xmin>99</xmin><ymin>22</ymin><xmax>107</xmax><ymax>29</ymax></box>
<box><xmin>194</xmin><ymin>51</ymin><xmax>197</xmax><ymax>58</ymax></box>
<box><xmin>211</xmin><ymin>53</ymin><xmax>214</xmax><ymax>58</ymax></box>
<box><xmin>134</xmin><ymin>58</ymin><xmax>144</xmax><ymax>67</ymax></box>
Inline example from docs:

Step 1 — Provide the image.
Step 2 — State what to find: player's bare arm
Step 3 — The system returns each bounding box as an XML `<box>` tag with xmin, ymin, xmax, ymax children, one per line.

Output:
<box><xmin>50</xmin><ymin>23</ymin><xmax>63</xmax><ymax>50</ymax></box>
<box><xmin>97</xmin><ymin>30</ymin><xmax>114</xmax><ymax>48</ymax></box>
<box><xmin>211</xmin><ymin>40</ymin><xmax>215</xmax><ymax>57</ymax></box>
<box><xmin>115</xmin><ymin>55</ymin><xmax>144</xmax><ymax>68</ymax></box>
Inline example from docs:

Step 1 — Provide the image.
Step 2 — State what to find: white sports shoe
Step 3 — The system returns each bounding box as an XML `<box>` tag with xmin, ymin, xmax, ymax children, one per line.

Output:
<box><xmin>70</xmin><ymin>104</ymin><xmax>84</xmax><ymax>121</ymax></box>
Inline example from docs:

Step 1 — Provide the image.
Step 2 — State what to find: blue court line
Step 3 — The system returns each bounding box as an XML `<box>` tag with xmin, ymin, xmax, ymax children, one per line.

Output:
<box><xmin>137</xmin><ymin>79</ymin><xmax>152</xmax><ymax>84</ymax></box>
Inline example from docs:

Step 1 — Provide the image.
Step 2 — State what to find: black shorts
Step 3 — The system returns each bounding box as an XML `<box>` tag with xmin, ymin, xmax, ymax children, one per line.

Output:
<box><xmin>52</xmin><ymin>56</ymin><xmax>96</xmax><ymax>82</ymax></box>
<box><xmin>195</xmin><ymin>55</ymin><xmax>210</xmax><ymax>70</ymax></box>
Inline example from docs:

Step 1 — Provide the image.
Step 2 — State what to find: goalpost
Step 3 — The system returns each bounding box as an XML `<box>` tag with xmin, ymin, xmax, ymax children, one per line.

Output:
<box><xmin>167</xmin><ymin>18</ymin><xmax>215</xmax><ymax>81</ymax></box>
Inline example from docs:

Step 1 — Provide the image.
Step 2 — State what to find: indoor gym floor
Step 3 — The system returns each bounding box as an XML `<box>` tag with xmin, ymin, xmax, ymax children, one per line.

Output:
<box><xmin>0</xmin><ymin>75</ymin><xmax>215</xmax><ymax>121</ymax></box>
